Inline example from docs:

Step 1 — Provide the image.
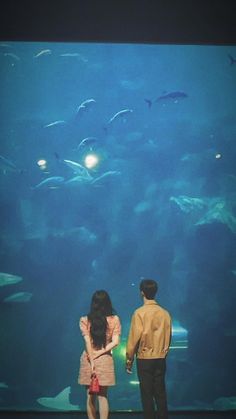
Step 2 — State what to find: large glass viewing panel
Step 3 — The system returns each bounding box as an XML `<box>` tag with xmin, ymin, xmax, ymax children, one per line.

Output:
<box><xmin>0</xmin><ymin>41</ymin><xmax>236</xmax><ymax>411</ymax></box>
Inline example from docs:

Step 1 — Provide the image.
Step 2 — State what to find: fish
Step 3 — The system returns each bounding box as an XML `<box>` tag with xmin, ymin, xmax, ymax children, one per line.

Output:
<box><xmin>0</xmin><ymin>43</ymin><xmax>12</xmax><ymax>49</ymax></box>
<box><xmin>0</xmin><ymin>155</ymin><xmax>19</xmax><ymax>173</ymax></box>
<box><xmin>76</xmin><ymin>98</ymin><xmax>96</xmax><ymax>117</ymax></box>
<box><xmin>144</xmin><ymin>99</ymin><xmax>152</xmax><ymax>108</ymax></box>
<box><xmin>0</xmin><ymin>272</ymin><xmax>23</xmax><ymax>287</ymax></box>
<box><xmin>108</xmin><ymin>109</ymin><xmax>133</xmax><ymax>124</ymax></box>
<box><xmin>4</xmin><ymin>292</ymin><xmax>33</xmax><ymax>303</ymax></box>
<box><xmin>145</xmin><ymin>91</ymin><xmax>188</xmax><ymax>108</ymax></box>
<box><xmin>0</xmin><ymin>382</ymin><xmax>8</xmax><ymax>389</ymax></box>
<box><xmin>32</xmin><ymin>176</ymin><xmax>64</xmax><ymax>189</ymax></box>
<box><xmin>60</xmin><ymin>53</ymin><xmax>81</xmax><ymax>57</ymax></box>
<box><xmin>4</xmin><ymin>53</ymin><xmax>20</xmax><ymax>61</ymax></box>
<box><xmin>44</xmin><ymin>120</ymin><xmax>66</xmax><ymax>128</ymax></box>
<box><xmin>91</xmin><ymin>171</ymin><xmax>121</xmax><ymax>185</ymax></box>
<box><xmin>77</xmin><ymin>137</ymin><xmax>98</xmax><ymax>149</ymax></box>
<box><xmin>228</xmin><ymin>54</ymin><xmax>236</xmax><ymax>65</ymax></box>
<box><xmin>37</xmin><ymin>386</ymin><xmax>80</xmax><ymax>410</ymax></box>
<box><xmin>63</xmin><ymin>159</ymin><xmax>90</xmax><ymax>177</ymax></box>
<box><xmin>59</xmin><ymin>53</ymin><xmax>88</xmax><ymax>62</ymax></box>
<box><xmin>156</xmin><ymin>91</ymin><xmax>188</xmax><ymax>101</ymax></box>
<box><xmin>34</xmin><ymin>49</ymin><xmax>52</xmax><ymax>58</ymax></box>
<box><xmin>64</xmin><ymin>174</ymin><xmax>93</xmax><ymax>186</ymax></box>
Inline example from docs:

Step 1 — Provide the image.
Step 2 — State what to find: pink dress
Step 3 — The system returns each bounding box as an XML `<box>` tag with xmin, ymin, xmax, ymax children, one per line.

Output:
<box><xmin>78</xmin><ymin>315</ymin><xmax>121</xmax><ymax>386</ymax></box>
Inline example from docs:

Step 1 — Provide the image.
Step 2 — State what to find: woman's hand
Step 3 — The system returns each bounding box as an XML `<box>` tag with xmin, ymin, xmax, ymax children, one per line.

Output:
<box><xmin>93</xmin><ymin>349</ymin><xmax>104</xmax><ymax>360</ymax></box>
<box><xmin>86</xmin><ymin>353</ymin><xmax>95</xmax><ymax>370</ymax></box>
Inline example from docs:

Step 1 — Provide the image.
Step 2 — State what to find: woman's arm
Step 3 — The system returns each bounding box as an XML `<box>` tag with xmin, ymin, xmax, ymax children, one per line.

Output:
<box><xmin>93</xmin><ymin>334</ymin><xmax>120</xmax><ymax>359</ymax></box>
<box><xmin>84</xmin><ymin>335</ymin><xmax>95</xmax><ymax>370</ymax></box>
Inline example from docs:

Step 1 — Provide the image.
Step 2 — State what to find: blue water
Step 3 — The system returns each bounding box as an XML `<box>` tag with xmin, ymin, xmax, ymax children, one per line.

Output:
<box><xmin>0</xmin><ymin>41</ymin><xmax>236</xmax><ymax>412</ymax></box>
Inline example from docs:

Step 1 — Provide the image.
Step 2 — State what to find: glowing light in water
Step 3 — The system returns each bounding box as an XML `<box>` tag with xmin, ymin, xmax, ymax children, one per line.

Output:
<box><xmin>129</xmin><ymin>380</ymin><xmax>140</xmax><ymax>385</ymax></box>
<box><xmin>215</xmin><ymin>153</ymin><xmax>222</xmax><ymax>159</ymax></box>
<box><xmin>37</xmin><ymin>159</ymin><xmax>47</xmax><ymax>170</ymax></box>
<box><xmin>170</xmin><ymin>321</ymin><xmax>188</xmax><ymax>350</ymax></box>
<box><xmin>84</xmin><ymin>154</ymin><xmax>99</xmax><ymax>169</ymax></box>
<box><xmin>115</xmin><ymin>341</ymin><xmax>126</xmax><ymax>359</ymax></box>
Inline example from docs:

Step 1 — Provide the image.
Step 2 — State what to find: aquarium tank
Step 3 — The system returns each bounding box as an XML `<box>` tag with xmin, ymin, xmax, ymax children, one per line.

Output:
<box><xmin>0</xmin><ymin>41</ymin><xmax>236</xmax><ymax>412</ymax></box>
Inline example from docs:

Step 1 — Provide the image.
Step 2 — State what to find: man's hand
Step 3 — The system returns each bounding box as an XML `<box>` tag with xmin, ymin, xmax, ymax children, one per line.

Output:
<box><xmin>126</xmin><ymin>359</ymin><xmax>133</xmax><ymax>374</ymax></box>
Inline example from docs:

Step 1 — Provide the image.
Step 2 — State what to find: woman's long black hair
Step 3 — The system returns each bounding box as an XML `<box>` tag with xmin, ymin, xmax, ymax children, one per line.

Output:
<box><xmin>88</xmin><ymin>290</ymin><xmax>115</xmax><ymax>349</ymax></box>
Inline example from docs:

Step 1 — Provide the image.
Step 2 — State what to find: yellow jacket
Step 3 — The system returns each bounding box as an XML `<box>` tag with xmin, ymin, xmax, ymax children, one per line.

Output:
<box><xmin>126</xmin><ymin>300</ymin><xmax>172</xmax><ymax>362</ymax></box>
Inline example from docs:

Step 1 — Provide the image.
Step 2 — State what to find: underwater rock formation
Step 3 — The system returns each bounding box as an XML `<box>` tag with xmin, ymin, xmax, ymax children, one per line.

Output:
<box><xmin>170</xmin><ymin>195</ymin><xmax>236</xmax><ymax>233</ymax></box>
<box><xmin>196</xmin><ymin>199</ymin><xmax>236</xmax><ymax>233</ymax></box>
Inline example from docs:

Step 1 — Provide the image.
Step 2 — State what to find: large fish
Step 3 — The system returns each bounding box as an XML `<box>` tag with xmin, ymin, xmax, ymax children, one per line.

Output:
<box><xmin>4</xmin><ymin>53</ymin><xmax>20</xmax><ymax>61</ymax></box>
<box><xmin>32</xmin><ymin>176</ymin><xmax>64</xmax><ymax>189</ymax></box>
<box><xmin>4</xmin><ymin>292</ymin><xmax>33</xmax><ymax>303</ymax></box>
<box><xmin>76</xmin><ymin>98</ymin><xmax>96</xmax><ymax>117</ymax></box>
<box><xmin>37</xmin><ymin>387</ymin><xmax>79</xmax><ymax>410</ymax></box>
<box><xmin>44</xmin><ymin>120</ymin><xmax>66</xmax><ymax>128</ymax></box>
<box><xmin>91</xmin><ymin>171</ymin><xmax>121</xmax><ymax>185</ymax></box>
<box><xmin>77</xmin><ymin>137</ymin><xmax>97</xmax><ymax>149</ymax></box>
<box><xmin>64</xmin><ymin>173</ymin><xmax>93</xmax><ymax>186</ymax></box>
<box><xmin>59</xmin><ymin>53</ymin><xmax>88</xmax><ymax>62</ymax></box>
<box><xmin>145</xmin><ymin>91</ymin><xmax>188</xmax><ymax>108</ymax></box>
<box><xmin>63</xmin><ymin>159</ymin><xmax>90</xmax><ymax>177</ymax></box>
<box><xmin>108</xmin><ymin>109</ymin><xmax>133</xmax><ymax>124</ymax></box>
<box><xmin>0</xmin><ymin>272</ymin><xmax>23</xmax><ymax>287</ymax></box>
<box><xmin>34</xmin><ymin>49</ymin><xmax>52</xmax><ymax>58</ymax></box>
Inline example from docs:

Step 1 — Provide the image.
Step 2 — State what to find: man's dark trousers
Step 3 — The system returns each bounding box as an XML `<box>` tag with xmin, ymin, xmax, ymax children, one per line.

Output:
<box><xmin>137</xmin><ymin>358</ymin><xmax>168</xmax><ymax>419</ymax></box>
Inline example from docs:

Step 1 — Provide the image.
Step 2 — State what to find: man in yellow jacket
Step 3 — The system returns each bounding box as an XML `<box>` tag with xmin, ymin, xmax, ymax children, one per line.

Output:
<box><xmin>126</xmin><ymin>279</ymin><xmax>172</xmax><ymax>419</ymax></box>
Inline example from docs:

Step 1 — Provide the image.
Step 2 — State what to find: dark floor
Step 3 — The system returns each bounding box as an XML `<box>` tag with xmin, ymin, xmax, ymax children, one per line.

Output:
<box><xmin>0</xmin><ymin>412</ymin><xmax>236</xmax><ymax>419</ymax></box>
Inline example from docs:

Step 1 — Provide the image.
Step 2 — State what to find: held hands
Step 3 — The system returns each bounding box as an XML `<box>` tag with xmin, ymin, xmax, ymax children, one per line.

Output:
<box><xmin>126</xmin><ymin>359</ymin><xmax>133</xmax><ymax>374</ymax></box>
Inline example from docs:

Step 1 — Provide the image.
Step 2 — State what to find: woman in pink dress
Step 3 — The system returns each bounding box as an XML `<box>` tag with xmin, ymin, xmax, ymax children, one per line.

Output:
<box><xmin>78</xmin><ymin>290</ymin><xmax>121</xmax><ymax>419</ymax></box>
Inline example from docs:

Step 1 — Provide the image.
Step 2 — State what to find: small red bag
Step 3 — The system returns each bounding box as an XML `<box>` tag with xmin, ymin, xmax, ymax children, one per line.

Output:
<box><xmin>89</xmin><ymin>372</ymin><xmax>100</xmax><ymax>394</ymax></box>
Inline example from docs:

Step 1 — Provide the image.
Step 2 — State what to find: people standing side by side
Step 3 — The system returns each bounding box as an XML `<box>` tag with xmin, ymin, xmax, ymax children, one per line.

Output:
<box><xmin>78</xmin><ymin>290</ymin><xmax>121</xmax><ymax>419</ymax></box>
<box><xmin>126</xmin><ymin>279</ymin><xmax>172</xmax><ymax>419</ymax></box>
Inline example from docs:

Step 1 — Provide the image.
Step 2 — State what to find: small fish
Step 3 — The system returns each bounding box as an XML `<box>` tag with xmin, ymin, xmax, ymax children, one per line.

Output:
<box><xmin>60</xmin><ymin>53</ymin><xmax>80</xmax><ymax>57</ymax></box>
<box><xmin>34</xmin><ymin>49</ymin><xmax>52</xmax><ymax>58</ymax></box>
<box><xmin>4</xmin><ymin>292</ymin><xmax>33</xmax><ymax>303</ymax></box>
<box><xmin>0</xmin><ymin>43</ymin><xmax>12</xmax><ymax>49</ymax></box>
<box><xmin>76</xmin><ymin>98</ymin><xmax>96</xmax><ymax>116</ymax></box>
<box><xmin>0</xmin><ymin>272</ymin><xmax>23</xmax><ymax>287</ymax></box>
<box><xmin>156</xmin><ymin>91</ymin><xmax>188</xmax><ymax>101</ymax></box>
<box><xmin>63</xmin><ymin>159</ymin><xmax>90</xmax><ymax>177</ymax></box>
<box><xmin>0</xmin><ymin>155</ymin><xmax>19</xmax><ymax>173</ymax></box>
<box><xmin>144</xmin><ymin>99</ymin><xmax>152</xmax><ymax>108</ymax></box>
<box><xmin>32</xmin><ymin>176</ymin><xmax>64</xmax><ymax>189</ymax></box>
<box><xmin>4</xmin><ymin>52</ymin><xmax>20</xmax><ymax>61</ymax></box>
<box><xmin>77</xmin><ymin>137</ymin><xmax>97</xmax><ymax>149</ymax></box>
<box><xmin>228</xmin><ymin>54</ymin><xmax>236</xmax><ymax>65</ymax></box>
<box><xmin>59</xmin><ymin>53</ymin><xmax>88</xmax><ymax>62</ymax></box>
<box><xmin>108</xmin><ymin>109</ymin><xmax>133</xmax><ymax>124</ymax></box>
<box><xmin>44</xmin><ymin>120</ymin><xmax>66</xmax><ymax>128</ymax></box>
<box><xmin>91</xmin><ymin>171</ymin><xmax>121</xmax><ymax>185</ymax></box>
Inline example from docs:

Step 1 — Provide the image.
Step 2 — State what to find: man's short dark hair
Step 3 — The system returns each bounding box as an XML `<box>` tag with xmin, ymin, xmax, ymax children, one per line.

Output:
<box><xmin>140</xmin><ymin>279</ymin><xmax>158</xmax><ymax>299</ymax></box>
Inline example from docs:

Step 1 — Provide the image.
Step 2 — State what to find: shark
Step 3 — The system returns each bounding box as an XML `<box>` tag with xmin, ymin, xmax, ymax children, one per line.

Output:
<box><xmin>37</xmin><ymin>386</ymin><xmax>80</xmax><ymax>411</ymax></box>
